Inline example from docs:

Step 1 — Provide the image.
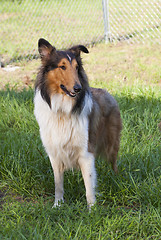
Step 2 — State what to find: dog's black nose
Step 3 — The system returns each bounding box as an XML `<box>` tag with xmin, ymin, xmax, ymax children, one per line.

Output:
<box><xmin>74</xmin><ymin>83</ymin><xmax>82</xmax><ymax>93</ymax></box>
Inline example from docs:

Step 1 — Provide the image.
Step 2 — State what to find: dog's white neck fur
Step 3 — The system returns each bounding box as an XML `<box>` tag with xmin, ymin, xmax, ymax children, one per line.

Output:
<box><xmin>51</xmin><ymin>94</ymin><xmax>74</xmax><ymax>115</ymax></box>
<box><xmin>34</xmin><ymin>90</ymin><xmax>93</xmax><ymax>170</ymax></box>
<box><xmin>50</xmin><ymin>92</ymin><xmax>93</xmax><ymax>116</ymax></box>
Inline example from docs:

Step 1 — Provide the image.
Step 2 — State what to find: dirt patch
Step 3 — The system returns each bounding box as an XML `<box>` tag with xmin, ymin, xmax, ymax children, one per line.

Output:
<box><xmin>0</xmin><ymin>190</ymin><xmax>6</xmax><ymax>207</ymax></box>
<box><xmin>0</xmin><ymin>60</ymin><xmax>39</xmax><ymax>90</ymax></box>
<box><xmin>0</xmin><ymin>188</ymin><xmax>32</xmax><ymax>207</ymax></box>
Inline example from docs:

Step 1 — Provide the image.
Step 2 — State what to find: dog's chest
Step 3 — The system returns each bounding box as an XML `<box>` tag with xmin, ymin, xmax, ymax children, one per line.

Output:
<box><xmin>43</xmin><ymin>113</ymin><xmax>88</xmax><ymax>168</ymax></box>
<box><xmin>34</xmin><ymin>92</ymin><xmax>89</xmax><ymax>168</ymax></box>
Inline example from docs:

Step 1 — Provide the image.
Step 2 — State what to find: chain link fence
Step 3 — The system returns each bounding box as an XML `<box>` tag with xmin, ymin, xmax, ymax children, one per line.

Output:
<box><xmin>107</xmin><ymin>0</ymin><xmax>161</xmax><ymax>43</ymax></box>
<box><xmin>0</xmin><ymin>0</ymin><xmax>161</xmax><ymax>63</ymax></box>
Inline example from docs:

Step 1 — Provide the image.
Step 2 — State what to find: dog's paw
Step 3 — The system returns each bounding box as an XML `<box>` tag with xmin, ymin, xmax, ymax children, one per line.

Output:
<box><xmin>88</xmin><ymin>201</ymin><xmax>97</xmax><ymax>212</ymax></box>
<box><xmin>52</xmin><ymin>198</ymin><xmax>64</xmax><ymax>208</ymax></box>
<box><xmin>88</xmin><ymin>203</ymin><xmax>95</xmax><ymax>212</ymax></box>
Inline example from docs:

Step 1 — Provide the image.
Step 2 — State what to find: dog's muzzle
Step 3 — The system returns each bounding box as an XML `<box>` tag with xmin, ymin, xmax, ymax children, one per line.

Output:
<box><xmin>60</xmin><ymin>83</ymin><xmax>82</xmax><ymax>98</ymax></box>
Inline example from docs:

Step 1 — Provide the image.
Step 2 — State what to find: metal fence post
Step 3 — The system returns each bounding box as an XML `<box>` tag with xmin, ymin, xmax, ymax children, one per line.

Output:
<box><xmin>102</xmin><ymin>0</ymin><xmax>110</xmax><ymax>43</ymax></box>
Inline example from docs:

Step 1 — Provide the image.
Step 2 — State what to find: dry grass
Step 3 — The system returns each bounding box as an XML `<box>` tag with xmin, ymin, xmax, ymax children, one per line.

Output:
<box><xmin>0</xmin><ymin>42</ymin><xmax>161</xmax><ymax>90</ymax></box>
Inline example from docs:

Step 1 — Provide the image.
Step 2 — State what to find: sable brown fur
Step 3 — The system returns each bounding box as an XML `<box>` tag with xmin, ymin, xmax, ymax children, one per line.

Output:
<box><xmin>88</xmin><ymin>88</ymin><xmax>122</xmax><ymax>173</ymax></box>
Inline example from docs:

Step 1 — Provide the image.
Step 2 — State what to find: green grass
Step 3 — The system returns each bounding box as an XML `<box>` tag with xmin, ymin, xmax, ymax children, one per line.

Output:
<box><xmin>0</xmin><ymin>43</ymin><xmax>161</xmax><ymax>239</ymax></box>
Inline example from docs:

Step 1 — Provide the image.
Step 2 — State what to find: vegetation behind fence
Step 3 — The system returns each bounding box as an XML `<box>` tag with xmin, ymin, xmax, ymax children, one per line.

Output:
<box><xmin>0</xmin><ymin>0</ymin><xmax>161</xmax><ymax>63</ymax></box>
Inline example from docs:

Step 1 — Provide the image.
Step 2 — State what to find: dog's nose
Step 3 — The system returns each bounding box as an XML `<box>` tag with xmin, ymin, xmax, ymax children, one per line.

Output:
<box><xmin>74</xmin><ymin>83</ymin><xmax>82</xmax><ymax>93</ymax></box>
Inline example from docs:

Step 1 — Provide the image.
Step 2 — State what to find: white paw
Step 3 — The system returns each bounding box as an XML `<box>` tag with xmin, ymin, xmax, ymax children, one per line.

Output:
<box><xmin>52</xmin><ymin>198</ymin><xmax>64</xmax><ymax>208</ymax></box>
<box><xmin>88</xmin><ymin>204</ymin><xmax>94</xmax><ymax>212</ymax></box>
<box><xmin>88</xmin><ymin>201</ymin><xmax>96</xmax><ymax>212</ymax></box>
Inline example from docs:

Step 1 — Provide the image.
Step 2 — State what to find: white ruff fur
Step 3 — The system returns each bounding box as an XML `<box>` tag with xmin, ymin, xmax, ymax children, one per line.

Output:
<box><xmin>34</xmin><ymin>91</ymin><xmax>96</xmax><ymax>208</ymax></box>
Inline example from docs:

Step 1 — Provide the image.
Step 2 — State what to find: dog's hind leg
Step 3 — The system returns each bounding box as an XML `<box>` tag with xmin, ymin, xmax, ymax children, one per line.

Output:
<box><xmin>109</xmin><ymin>151</ymin><xmax>118</xmax><ymax>174</ymax></box>
<box><xmin>78</xmin><ymin>153</ymin><xmax>96</xmax><ymax>209</ymax></box>
<box><xmin>105</xmin><ymin>109</ymin><xmax>122</xmax><ymax>174</ymax></box>
<box><xmin>49</xmin><ymin>156</ymin><xmax>64</xmax><ymax>207</ymax></box>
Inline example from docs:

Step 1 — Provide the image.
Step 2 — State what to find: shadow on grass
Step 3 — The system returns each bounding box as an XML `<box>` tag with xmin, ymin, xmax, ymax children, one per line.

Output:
<box><xmin>0</xmin><ymin>87</ymin><xmax>160</xmax><ymax>207</ymax></box>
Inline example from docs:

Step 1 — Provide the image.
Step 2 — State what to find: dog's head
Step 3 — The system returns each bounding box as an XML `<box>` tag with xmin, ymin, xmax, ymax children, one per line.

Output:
<box><xmin>36</xmin><ymin>38</ymin><xmax>89</xmax><ymax>107</ymax></box>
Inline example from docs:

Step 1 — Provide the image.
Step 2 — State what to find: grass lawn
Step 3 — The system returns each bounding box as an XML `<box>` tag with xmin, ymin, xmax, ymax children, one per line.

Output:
<box><xmin>0</xmin><ymin>42</ymin><xmax>161</xmax><ymax>239</ymax></box>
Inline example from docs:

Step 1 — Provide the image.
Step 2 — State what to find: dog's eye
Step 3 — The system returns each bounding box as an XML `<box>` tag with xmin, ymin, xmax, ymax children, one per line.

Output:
<box><xmin>60</xmin><ymin>66</ymin><xmax>66</xmax><ymax>70</ymax></box>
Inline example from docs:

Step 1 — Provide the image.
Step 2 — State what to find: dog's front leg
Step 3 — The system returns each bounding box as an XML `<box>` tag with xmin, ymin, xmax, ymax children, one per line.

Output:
<box><xmin>49</xmin><ymin>157</ymin><xmax>64</xmax><ymax>207</ymax></box>
<box><xmin>78</xmin><ymin>153</ymin><xmax>96</xmax><ymax>209</ymax></box>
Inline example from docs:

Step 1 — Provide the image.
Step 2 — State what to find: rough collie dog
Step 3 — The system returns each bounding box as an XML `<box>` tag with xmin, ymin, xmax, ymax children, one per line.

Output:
<box><xmin>34</xmin><ymin>38</ymin><xmax>122</xmax><ymax>209</ymax></box>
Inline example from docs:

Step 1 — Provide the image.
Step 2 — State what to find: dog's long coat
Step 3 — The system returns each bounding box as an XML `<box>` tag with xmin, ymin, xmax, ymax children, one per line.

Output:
<box><xmin>34</xmin><ymin>38</ymin><xmax>122</xmax><ymax>208</ymax></box>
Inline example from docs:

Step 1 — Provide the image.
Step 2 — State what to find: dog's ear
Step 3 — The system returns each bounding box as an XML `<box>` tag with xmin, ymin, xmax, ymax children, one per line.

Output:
<box><xmin>70</xmin><ymin>45</ymin><xmax>89</xmax><ymax>57</ymax></box>
<box><xmin>38</xmin><ymin>38</ymin><xmax>56</xmax><ymax>61</ymax></box>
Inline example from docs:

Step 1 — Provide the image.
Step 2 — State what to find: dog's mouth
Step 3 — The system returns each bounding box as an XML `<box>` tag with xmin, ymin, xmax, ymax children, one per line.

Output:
<box><xmin>60</xmin><ymin>84</ymin><xmax>81</xmax><ymax>98</ymax></box>
<box><xmin>60</xmin><ymin>84</ymin><xmax>76</xmax><ymax>98</ymax></box>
